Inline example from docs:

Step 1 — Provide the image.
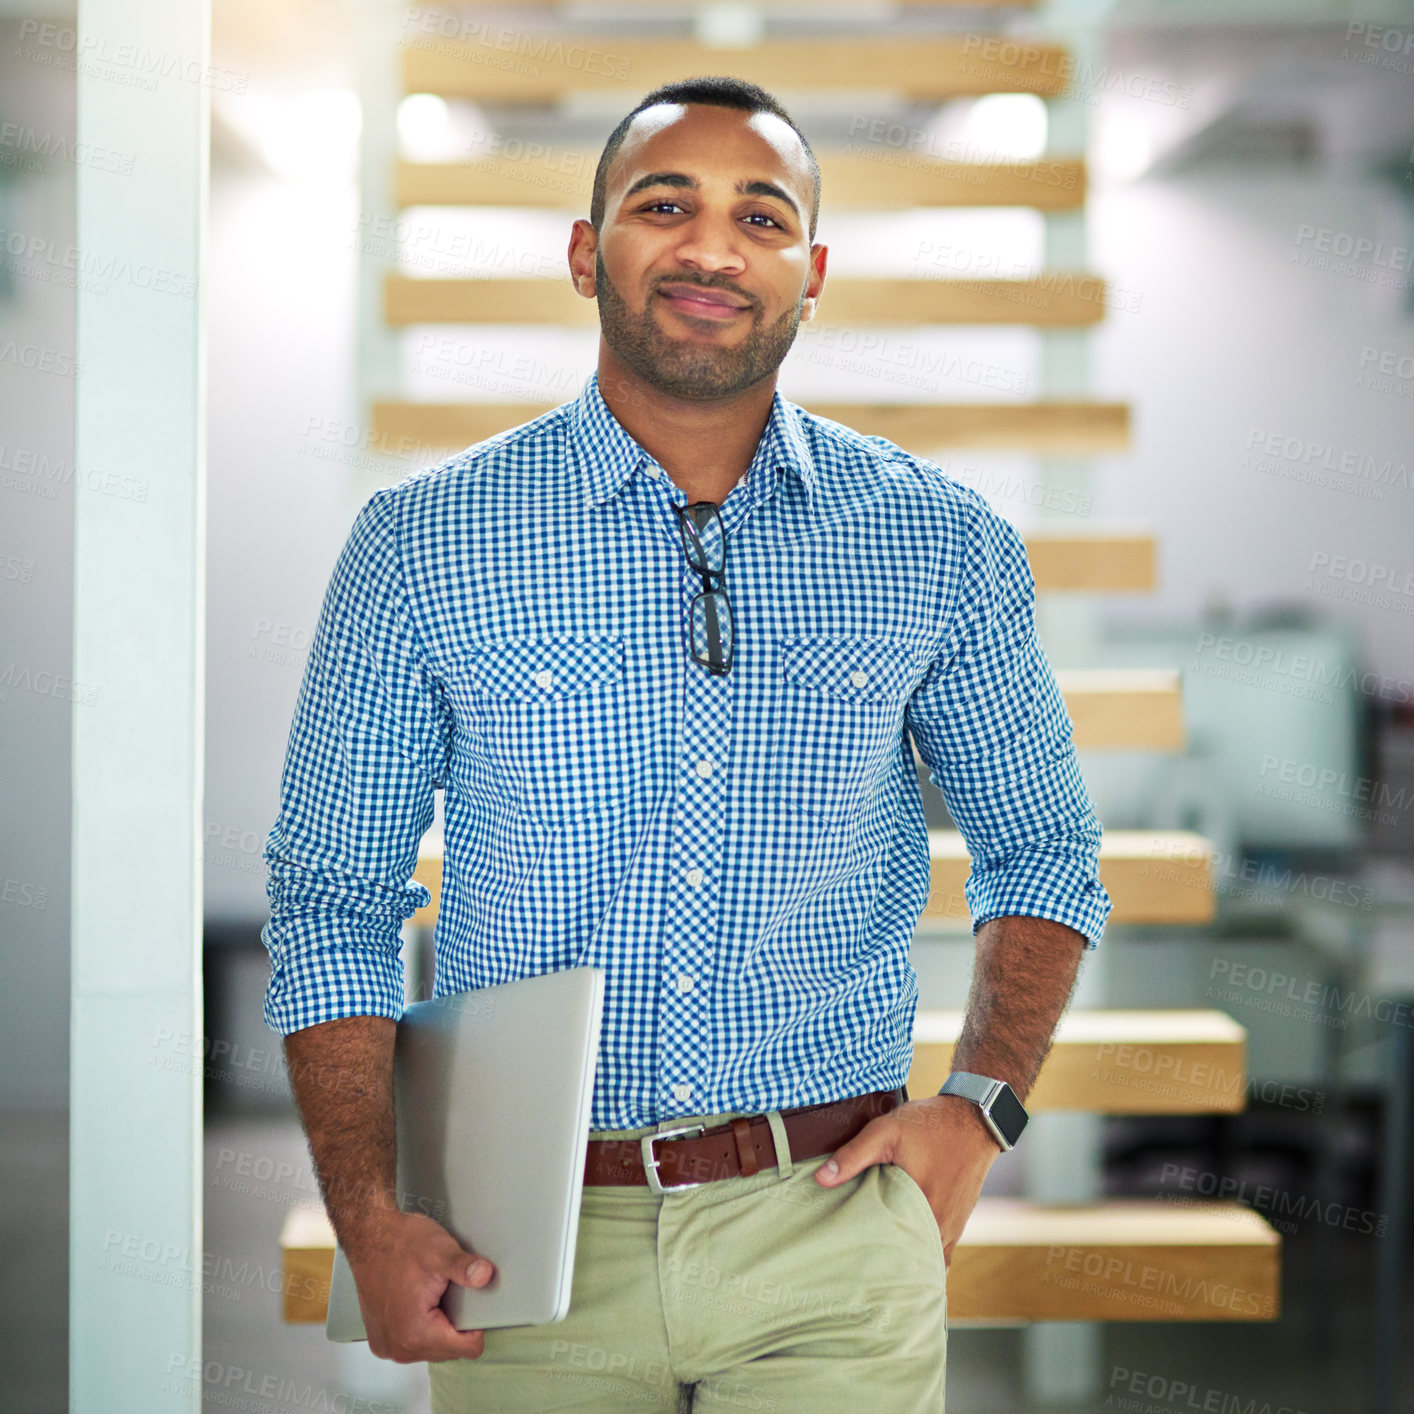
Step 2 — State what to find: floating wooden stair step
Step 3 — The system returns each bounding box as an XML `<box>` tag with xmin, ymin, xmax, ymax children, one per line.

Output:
<box><xmin>478</xmin><ymin>0</ymin><xmax>1037</xmax><ymax>9</ymax></box>
<box><xmin>412</xmin><ymin>844</ymin><xmax>441</xmax><ymax>929</ymax></box>
<box><xmin>370</xmin><ymin>399</ymin><xmax>553</xmax><ymax>453</ymax></box>
<box><xmin>902</xmin><ymin>669</ymin><xmax>1180</xmax><ymax>753</ymax></box>
<box><xmin>279</xmin><ymin>1197</ymin><xmax>1278</xmax><ymax>1326</ymax></box>
<box><xmin>910</xmin><ymin>1009</ymin><xmax>1246</xmax><ymax>1114</ymax></box>
<box><xmin>949</xmin><ymin>1200</ymin><xmax>1280</xmax><ymax>1323</ymax></box>
<box><xmin>403</xmin><ymin>37</ymin><xmax>1073</xmax><ymax>103</ymax></box>
<box><xmin>807</xmin><ymin>402</ymin><xmax>1130</xmax><ymax>454</ymax></box>
<box><xmin>395</xmin><ymin>154</ymin><xmax>1085</xmax><ymax>211</ymax></box>
<box><xmin>1050</xmin><ymin>669</ymin><xmax>1184</xmax><ymax>750</ymax></box>
<box><xmin>383</xmin><ymin>274</ymin><xmax>1112</xmax><ymax>327</ymax></box>
<box><xmin>370</xmin><ymin>399</ymin><xmax>1131</xmax><ymax>456</ymax></box>
<box><xmin>411</xmin><ymin>828</ymin><xmax>1214</xmax><ymax>930</ymax></box>
<box><xmin>281</xmin><ymin>1205</ymin><xmax>342</xmax><ymax>1324</ymax></box>
<box><xmin>925</xmin><ymin>829</ymin><xmax>1215</xmax><ymax>925</ymax></box>
<box><xmin>1022</xmin><ymin>526</ymin><xmax>1156</xmax><ymax>592</ymax></box>
<box><xmin>383</xmin><ymin>276</ymin><xmax>593</xmax><ymax>326</ymax></box>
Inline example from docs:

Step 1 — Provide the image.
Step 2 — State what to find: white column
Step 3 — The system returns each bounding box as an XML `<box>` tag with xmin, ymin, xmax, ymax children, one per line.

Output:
<box><xmin>1024</xmin><ymin>3</ymin><xmax>1112</xmax><ymax>1403</ymax></box>
<box><xmin>354</xmin><ymin>0</ymin><xmax>405</xmax><ymax>431</ymax></box>
<box><xmin>71</xmin><ymin>1</ymin><xmax>209</xmax><ymax>1409</ymax></box>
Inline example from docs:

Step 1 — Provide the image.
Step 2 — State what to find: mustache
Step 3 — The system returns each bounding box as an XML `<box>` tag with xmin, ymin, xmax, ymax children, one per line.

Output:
<box><xmin>654</xmin><ymin>276</ymin><xmax>755</xmax><ymax>306</ymax></box>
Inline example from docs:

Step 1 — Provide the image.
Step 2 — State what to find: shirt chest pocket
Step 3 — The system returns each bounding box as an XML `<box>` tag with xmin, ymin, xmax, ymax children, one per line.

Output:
<box><xmin>466</xmin><ymin>634</ymin><xmax>631</xmax><ymax>826</ymax></box>
<box><xmin>766</xmin><ymin>636</ymin><xmax>918</xmax><ymax>830</ymax></box>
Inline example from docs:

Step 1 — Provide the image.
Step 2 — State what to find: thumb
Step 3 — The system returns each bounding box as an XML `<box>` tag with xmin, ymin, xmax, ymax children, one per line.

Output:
<box><xmin>447</xmin><ymin>1247</ymin><xmax>496</xmax><ymax>1288</ymax></box>
<box><xmin>813</xmin><ymin>1123</ymin><xmax>890</xmax><ymax>1186</ymax></box>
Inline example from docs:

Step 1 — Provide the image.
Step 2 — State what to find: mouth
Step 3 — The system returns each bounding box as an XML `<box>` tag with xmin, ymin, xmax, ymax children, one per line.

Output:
<box><xmin>657</xmin><ymin>284</ymin><xmax>752</xmax><ymax>322</ymax></box>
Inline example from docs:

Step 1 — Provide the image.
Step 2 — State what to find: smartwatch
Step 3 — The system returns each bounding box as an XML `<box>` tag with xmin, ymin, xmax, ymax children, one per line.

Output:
<box><xmin>937</xmin><ymin>1071</ymin><xmax>1029</xmax><ymax>1151</ymax></box>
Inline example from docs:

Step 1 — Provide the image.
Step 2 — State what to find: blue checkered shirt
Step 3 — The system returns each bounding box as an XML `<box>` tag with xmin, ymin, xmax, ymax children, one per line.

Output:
<box><xmin>261</xmin><ymin>369</ymin><xmax>1112</xmax><ymax>1128</ymax></box>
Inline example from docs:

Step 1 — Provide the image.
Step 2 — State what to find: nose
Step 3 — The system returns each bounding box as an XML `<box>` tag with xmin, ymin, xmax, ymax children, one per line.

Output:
<box><xmin>671</xmin><ymin>210</ymin><xmax>748</xmax><ymax>278</ymax></box>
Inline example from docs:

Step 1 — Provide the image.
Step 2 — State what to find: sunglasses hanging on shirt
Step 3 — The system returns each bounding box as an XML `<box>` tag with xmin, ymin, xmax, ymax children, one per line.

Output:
<box><xmin>672</xmin><ymin>500</ymin><xmax>734</xmax><ymax>677</ymax></box>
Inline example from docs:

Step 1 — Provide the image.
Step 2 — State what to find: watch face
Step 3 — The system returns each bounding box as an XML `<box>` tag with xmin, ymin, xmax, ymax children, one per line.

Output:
<box><xmin>988</xmin><ymin>1085</ymin><xmax>1029</xmax><ymax>1145</ymax></box>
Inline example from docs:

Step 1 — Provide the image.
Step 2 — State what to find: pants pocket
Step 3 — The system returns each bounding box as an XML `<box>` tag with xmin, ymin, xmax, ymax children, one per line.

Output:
<box><xmin>882</xmin><ymin>1161</ymin><xmax>948</xmax><ymax>1286</ymax></box>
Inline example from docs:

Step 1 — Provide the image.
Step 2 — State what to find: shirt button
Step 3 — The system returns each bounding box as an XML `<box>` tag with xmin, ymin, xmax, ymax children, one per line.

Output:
<box><xmin>675</xmin><ymin>974</ymin><xmax>695</xmax><ymax>993</ymax></box>
<box><xmin>673</xmin><ymin>1082</ymin><xmax>693</xmax><ymax>1102</ymax></box>
<box><xmin>850</xmin><ymin>669</ymin><xmax>868</xmax><ymax>688</ymax></box>
<box><xmin>644</xmin><ymin>463</ymin><xmax>661</xmax><ymax>479</ymax></box>
<box><xmin>685</xmin><ymin>868</ymin><xmax>705</xmax><ymax>887</ymax></box>
<box><xmin>694</xmin><ymin>759</ymin><xmax>713</xmax><ymax>778</ymax></box>
<box><xmin>534</xmin><ymin>669</ymin><xmax>554</xmax><ymax>689</ymax></box>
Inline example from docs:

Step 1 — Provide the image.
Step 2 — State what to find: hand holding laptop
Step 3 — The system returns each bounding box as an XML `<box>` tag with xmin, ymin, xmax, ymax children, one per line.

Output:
<box><xmin>340</xmin><ymin>1209</ymin><xmax>499</xmax><ymax>1363</ymax></box>
<box><xmin>324</xmin><ymin>967</ymin><xmax>607</xmax><ymax>1346</ymax></box>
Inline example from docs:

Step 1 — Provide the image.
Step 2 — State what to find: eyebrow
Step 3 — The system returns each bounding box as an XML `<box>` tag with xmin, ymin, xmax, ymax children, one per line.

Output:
<box><xmin>621</xmin><ymin>171</ymin><xmax>802</xmax><ymax>225</ymax></box>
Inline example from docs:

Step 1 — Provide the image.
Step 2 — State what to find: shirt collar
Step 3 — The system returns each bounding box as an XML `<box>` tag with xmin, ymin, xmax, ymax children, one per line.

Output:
<box><xmin>570</xmin><ymin>368</ymin><xmax>818</xmax><ymax>511</ymax></box>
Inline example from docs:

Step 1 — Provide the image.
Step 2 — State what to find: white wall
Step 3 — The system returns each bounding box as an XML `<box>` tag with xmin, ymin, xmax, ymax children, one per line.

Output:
<box><xmin>4</xmin><ymin>17</ymin><xmax>1413</xmax><ymax>1106</ymax></box>
<box><xmin>1090</xmin><ymin>170</ymin><xmax>1414</xmax><ymax>675</ymax></box>
<box><xmin>0</xmin><ymin>20</ymin><xmax>78</xmax><ymax>1108</ymax></box>
<box><xmin>203</xmin><ymin>173</ymin><xmax>364</xmax><ymax>920</ymax></box>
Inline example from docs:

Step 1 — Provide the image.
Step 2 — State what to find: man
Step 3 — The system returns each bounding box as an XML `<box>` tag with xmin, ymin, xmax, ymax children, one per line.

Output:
<box><xmin>262</xmin><ymin>75</ymin><xmax>1112</xmax><ymax>1413</ymax></box>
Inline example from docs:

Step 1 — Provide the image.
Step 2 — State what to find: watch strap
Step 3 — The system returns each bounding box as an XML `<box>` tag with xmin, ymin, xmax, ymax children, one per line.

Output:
<box><xmin>938</xmin><ymin>1070</ymin><xmax>1026</xmax><ymax>1150</ymax></box>
<box><xmin>938</xmin><ymin>1071</ymin><xmax>998</xmax><ymax>1107</ymax></box>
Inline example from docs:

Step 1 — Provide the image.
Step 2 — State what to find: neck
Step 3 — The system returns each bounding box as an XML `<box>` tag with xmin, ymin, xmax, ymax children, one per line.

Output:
<box><xmin>595</xmin><ymin>348</ymin><xmax>776</xmax><ymax>505</ymax></box>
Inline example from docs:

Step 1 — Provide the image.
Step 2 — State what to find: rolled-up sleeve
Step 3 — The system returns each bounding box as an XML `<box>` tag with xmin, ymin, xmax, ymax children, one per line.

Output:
<box><xmin>261</xmin><ymin>487</ymin><xmax>452</xmax><ymax>1033</ymax></box>
<box><xmin>905</xmin><ymin>491</ymin><xmax>1112</xmax><ymax>948</ymax></box>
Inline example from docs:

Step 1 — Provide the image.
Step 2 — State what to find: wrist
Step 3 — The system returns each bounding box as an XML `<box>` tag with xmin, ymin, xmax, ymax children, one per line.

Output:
<box><xmin>936</xmin><ymin>1071</ymin><xmax>1029</xmax><ymax>1151</ymax></box>
<box><xmin>325</xmin><ymin>1181</ymin><xmax>402</xmax><ymax>1250</ymax></box>
<box><xmin>337</xmin><ymin>1201</ymin><xmax>412</xmax><ymax>1265</ymax></box>
<box><xmin>921</xmin><ymin>1093</ymin><xmax>1006</xmax><ymax>1155</ymax></box>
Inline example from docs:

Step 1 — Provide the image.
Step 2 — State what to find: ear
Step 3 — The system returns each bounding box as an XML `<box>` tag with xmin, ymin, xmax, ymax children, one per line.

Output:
<box><xmin>568</xmin><ymin>218</ymin><xmax>598</xmax><ymax>299</ymax></box>
<box><xmin>799</xmin><ymin>242</ymin><xmax>827</xmax><ymax>323</ymax></box>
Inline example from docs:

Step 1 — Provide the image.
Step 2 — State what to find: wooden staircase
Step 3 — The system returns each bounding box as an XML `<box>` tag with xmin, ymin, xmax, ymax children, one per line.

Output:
<box><xmin>293</xmin><ymin>0</ymin><xmax>1277</xmax><ymax>1345</ymax></box>
<box><xmin>277</xmin><ymin>1000</ymin><xmax>1277</xmax><ymax>1324</ymax></box>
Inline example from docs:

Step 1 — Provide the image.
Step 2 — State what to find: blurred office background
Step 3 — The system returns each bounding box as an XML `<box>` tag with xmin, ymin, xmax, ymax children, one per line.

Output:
<box><xmin>3</xmin><ymin>0</ymin><xmax>1414</xmax><ymax>1409</ymax></box>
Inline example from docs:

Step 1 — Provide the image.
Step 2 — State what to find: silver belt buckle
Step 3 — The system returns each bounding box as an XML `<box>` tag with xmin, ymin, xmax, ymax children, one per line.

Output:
<box><xmin>640</xmin><ymin>1121</ymin><xmax>706</xmax><ymax>1195</ymax></box>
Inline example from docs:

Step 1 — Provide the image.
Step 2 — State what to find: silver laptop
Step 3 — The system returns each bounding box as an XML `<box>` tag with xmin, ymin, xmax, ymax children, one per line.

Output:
<box><xmin>325</xmin><ymin>965</ymin><xmax>606</xmax><ymax>1341</ymax></box>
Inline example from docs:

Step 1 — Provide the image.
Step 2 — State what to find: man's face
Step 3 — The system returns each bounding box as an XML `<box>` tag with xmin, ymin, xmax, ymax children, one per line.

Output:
<box><xmin>575</xmin><ymin>103</ymin><xmax>825</xmax><ymax>401</ymax></box>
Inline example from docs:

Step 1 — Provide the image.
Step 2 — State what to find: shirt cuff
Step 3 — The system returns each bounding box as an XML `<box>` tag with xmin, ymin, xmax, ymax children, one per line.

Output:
<box><xmin>262</xmin><ymin>934</ymin><xmax>407</xmax><ymax>1035</ymax></box>
<box><xmin>965</xmin><ymin>843</ymin><xmax>1113</xmax><ymax>949</ymax></box>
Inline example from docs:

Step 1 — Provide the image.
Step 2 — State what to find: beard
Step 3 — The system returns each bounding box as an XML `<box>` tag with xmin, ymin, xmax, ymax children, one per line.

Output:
<box><xmin>594</xmin><ymin>249</ymin><xmax>804</xmax><ymax>400</ymax></box>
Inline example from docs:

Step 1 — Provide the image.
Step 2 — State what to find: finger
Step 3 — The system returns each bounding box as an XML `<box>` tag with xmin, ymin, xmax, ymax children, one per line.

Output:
<box><xmin>417</xmin><ymin>1308</ymin><xmax>489</xmax><ymax>1363</ymax></box>
<box><xmin>813</xmin><ymin>1120</ymin><xmax>892</xmax><ymax>1185</ymax></box>
<box><xmin>390</xmin><ymin>1278</ymin><xmax>491</xmax><ymax>1363</ymax></box>
<box><xmin>387</xmin><ymin>1323</ymin><xmax>486</xmax><ymax>1364</ymax></box>
<box><xmin>369</xmin><ymin>1301</ymin><xmax>487</xmax><ymax>1365</ymax></box>
<box><xmin>444</xmin><ymin>1247</ymin><xmax>497</xmax><ymax>1288</ymax></box>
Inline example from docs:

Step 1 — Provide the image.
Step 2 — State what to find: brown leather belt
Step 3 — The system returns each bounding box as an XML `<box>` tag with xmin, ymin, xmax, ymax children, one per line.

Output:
<box><xmin>584</xmin><ymin>1087</ymin><xmax>907</xmax><ymax>1194</ymax></box>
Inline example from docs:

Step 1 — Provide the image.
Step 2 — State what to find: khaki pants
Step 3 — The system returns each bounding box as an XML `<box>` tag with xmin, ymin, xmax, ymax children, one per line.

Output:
<box><xmin>428</xmin><ymin>1100</ymin><xmax>948</xmax><ymax>1413</ymax></box>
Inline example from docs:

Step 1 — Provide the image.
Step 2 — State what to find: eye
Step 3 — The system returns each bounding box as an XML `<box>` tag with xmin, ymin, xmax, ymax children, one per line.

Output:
<box><xmin>639</xmin><ymin>200</ymin><xmax>785</xmax><ymax>227</ymax></box>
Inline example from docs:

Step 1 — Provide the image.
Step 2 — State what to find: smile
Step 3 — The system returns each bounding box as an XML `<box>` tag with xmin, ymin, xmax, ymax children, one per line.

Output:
<box><xmin>658</xmin><ymin>287</ymin><xmax>751</xmax><ymax>322</ymax></box>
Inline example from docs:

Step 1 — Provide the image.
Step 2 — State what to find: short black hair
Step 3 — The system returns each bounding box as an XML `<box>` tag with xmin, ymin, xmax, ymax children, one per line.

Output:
<box><xmin>590</xmin><ymin>76</ymin><xmax>820</xmax><ymax>242</ymax></box>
